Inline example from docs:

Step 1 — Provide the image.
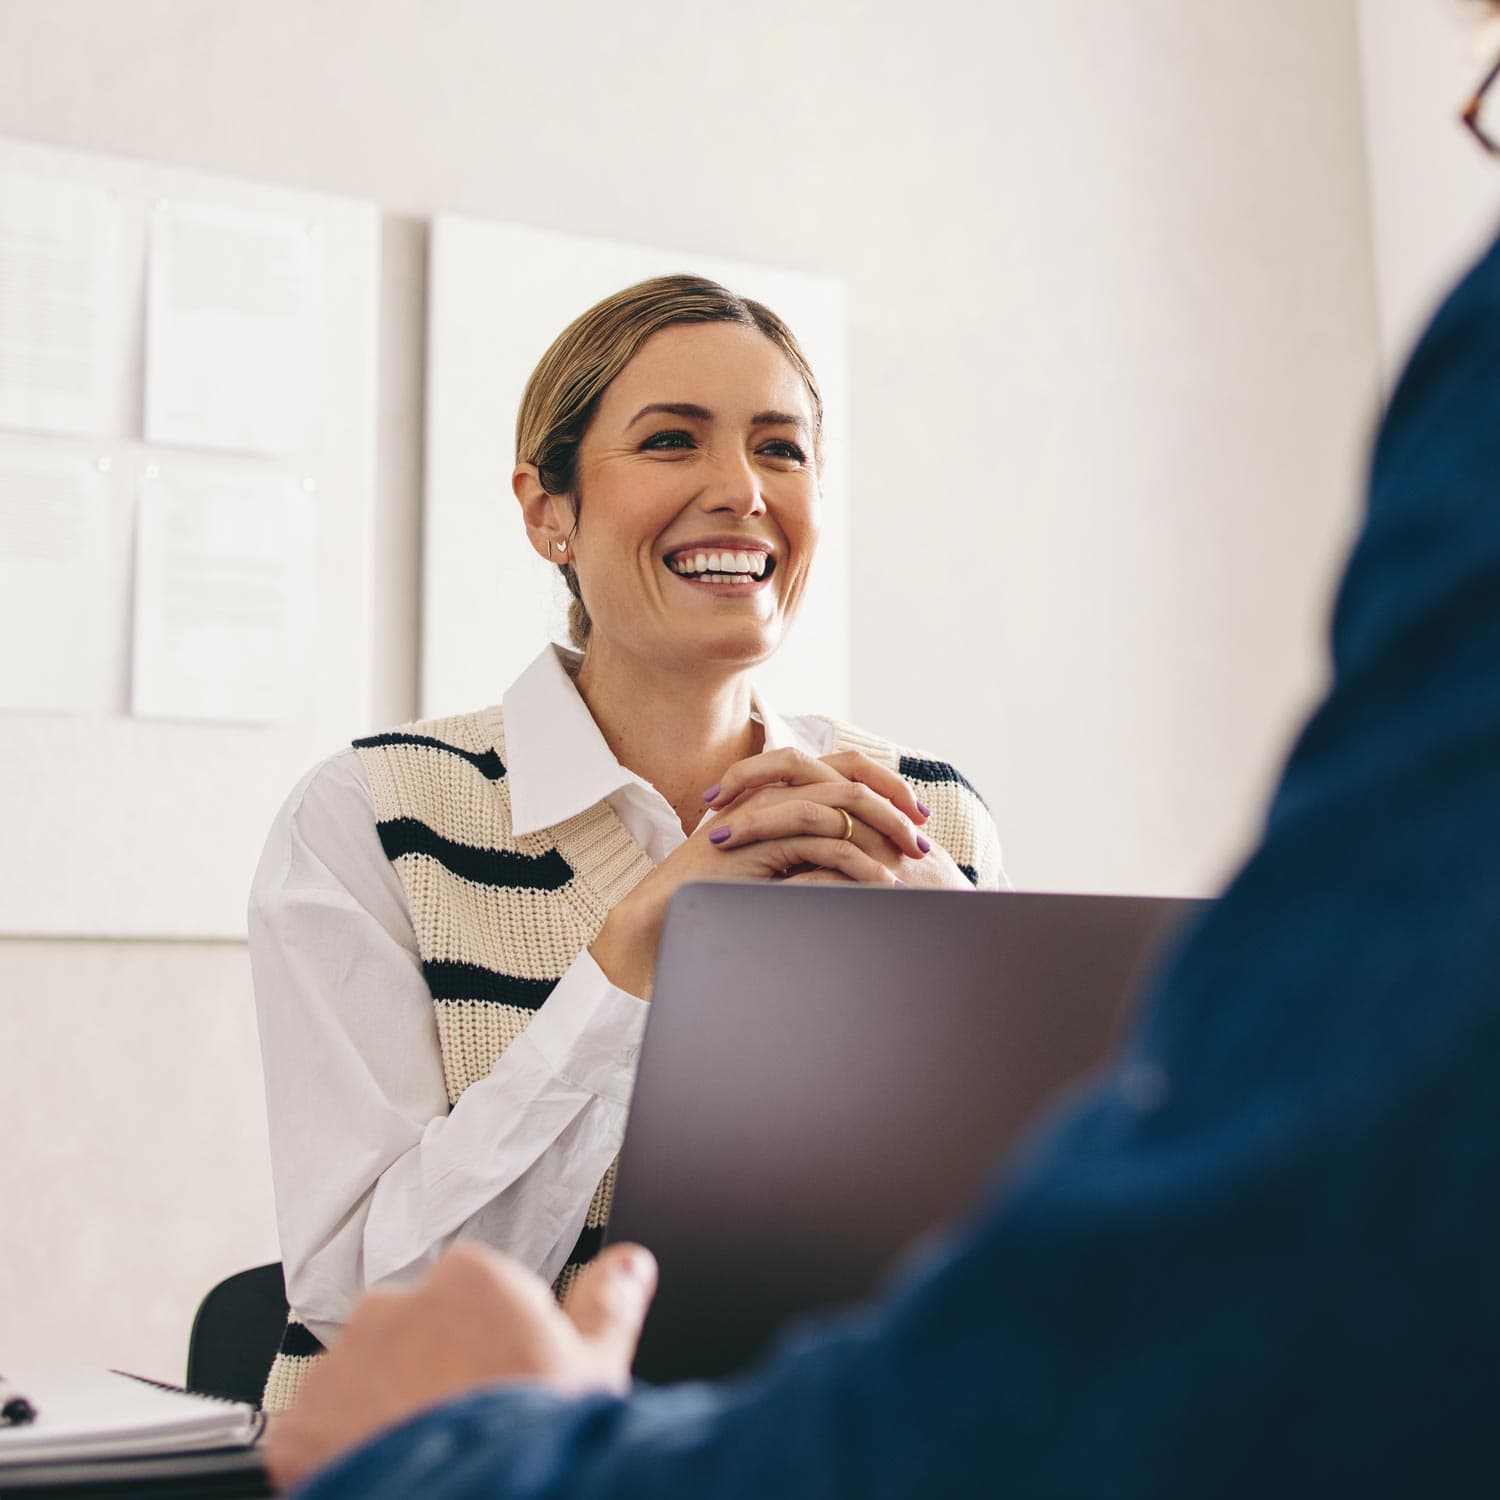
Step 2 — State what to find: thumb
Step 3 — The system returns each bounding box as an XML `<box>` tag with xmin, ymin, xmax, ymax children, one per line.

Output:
<box><xmin>563</xmin><ymin>1243</ymin><xmax>658</xmax><ymax>1383</ymax></box>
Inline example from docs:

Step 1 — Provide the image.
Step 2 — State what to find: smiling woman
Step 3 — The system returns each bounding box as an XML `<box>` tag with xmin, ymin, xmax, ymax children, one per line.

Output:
<box><xmin>247</xmin><ymin>274</ymin><xmax>1006</xmax><ymax>1411</ymax></box>
<box><xmin>518</xmin><ymin>317</ymin><xmax>820</xmax><ymax>688</ymax></box>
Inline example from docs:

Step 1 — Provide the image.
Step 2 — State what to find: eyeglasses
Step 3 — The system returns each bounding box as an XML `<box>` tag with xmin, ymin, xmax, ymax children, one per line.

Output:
<box><xmin>1461</xmin><ymin>47</ymin><xmax>1500</xmax><ymax>155</ymax></box>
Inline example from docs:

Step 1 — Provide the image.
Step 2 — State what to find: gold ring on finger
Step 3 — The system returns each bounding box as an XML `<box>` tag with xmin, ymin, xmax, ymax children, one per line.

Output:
<box><xmin>838</xmin><ymin>808</ymin><xmax>855</xmax><ymax>844</ymax></box>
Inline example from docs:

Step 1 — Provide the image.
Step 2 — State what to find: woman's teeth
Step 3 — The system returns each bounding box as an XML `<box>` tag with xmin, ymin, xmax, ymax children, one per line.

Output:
<box><xmin>667</xmin><ymin>550</ymin><xmax>769</xmax><ymax>580</ymax></box>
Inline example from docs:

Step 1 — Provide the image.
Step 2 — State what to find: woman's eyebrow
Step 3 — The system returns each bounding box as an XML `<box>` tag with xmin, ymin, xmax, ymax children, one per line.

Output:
<box><xmin>624</xmin><ymin>403</ymin><xmax>807</xmax><ymax>431</ymax></box>
<box><xmin>626</xmin><ymin>402</ymin><xmax>711</xmax><ymax>428</ymax></box>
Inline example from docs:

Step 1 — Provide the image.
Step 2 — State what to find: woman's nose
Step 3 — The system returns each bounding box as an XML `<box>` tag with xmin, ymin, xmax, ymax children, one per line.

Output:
<box><xmin>698</xmin><ymin>450</ymin><xmax>767</xmax><ymax>517</ymax></box>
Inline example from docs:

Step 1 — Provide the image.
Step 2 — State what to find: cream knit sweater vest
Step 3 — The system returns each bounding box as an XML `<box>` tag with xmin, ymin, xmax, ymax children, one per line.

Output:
<box><xmin>260</xmin><ymin>705</ymin><xmax>1001</xmax><ymax>1411</ymax></box>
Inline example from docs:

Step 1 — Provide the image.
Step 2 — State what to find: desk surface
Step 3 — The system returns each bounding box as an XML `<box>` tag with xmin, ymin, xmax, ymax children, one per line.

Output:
<box><xmin>0</xmin><ymin>1444</ymin><xmax>269</xmax><ymax>1498</ymax></box>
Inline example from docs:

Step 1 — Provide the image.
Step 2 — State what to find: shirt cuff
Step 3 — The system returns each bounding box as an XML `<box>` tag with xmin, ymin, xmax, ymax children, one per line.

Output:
<box><xmin>519</xmin><ymin>948</ymin><xmax>648</xmax><ymax>1107</ymax></box>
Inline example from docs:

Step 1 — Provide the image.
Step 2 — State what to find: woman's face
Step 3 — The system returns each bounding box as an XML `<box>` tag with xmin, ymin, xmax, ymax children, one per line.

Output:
<box><xmin>565</xmin><ymin>321</ymin><xmax>821</xmax><ymax>674</ymax></box>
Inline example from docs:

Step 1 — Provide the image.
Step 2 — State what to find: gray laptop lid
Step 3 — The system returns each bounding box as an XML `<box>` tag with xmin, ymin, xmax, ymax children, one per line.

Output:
<box><xmin>606</xmin><ymin>883</ymin><xmax>1202</xmax><ymax>1384</ymax></box>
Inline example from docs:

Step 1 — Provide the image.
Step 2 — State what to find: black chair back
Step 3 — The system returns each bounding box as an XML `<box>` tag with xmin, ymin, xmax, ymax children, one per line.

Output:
<box><xmin>186</xmin><ymin>1263</ymin><xmax>288</xmax><ymax>1408</ymax></box>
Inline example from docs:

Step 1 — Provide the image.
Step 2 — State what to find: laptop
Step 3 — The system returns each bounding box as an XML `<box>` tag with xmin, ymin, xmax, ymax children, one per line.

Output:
<box><xmin>605</xmin><ymin>883</ymin><xmax>1203</xmax><ymax>1383</ymax></box>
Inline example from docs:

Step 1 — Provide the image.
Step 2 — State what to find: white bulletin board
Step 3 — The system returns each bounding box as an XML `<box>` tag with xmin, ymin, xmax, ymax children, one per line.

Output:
<box><xmin>422</xmin><ymin>217</ymin><xmax>850</xmax><ymax>721</ymax></box>
<box><xmin>0</xmin><ymin>138</ymin><xmax>379</xmax><ymax>939</ymax></box>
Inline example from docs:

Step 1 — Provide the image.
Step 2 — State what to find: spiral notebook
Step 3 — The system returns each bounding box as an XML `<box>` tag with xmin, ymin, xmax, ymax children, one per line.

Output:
<box><xmin>0</xmin><ymin>1370</ymin><xmax>266</xmax><ymax>1496</ymax></box>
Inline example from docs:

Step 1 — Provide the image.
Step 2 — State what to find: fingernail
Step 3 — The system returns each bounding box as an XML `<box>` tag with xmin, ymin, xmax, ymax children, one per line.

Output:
<box><xmin>622</xmin><ymin>1247</ymin><xmax>655</xmax><ymax>1285</ymax></box>
<box><xmin>893</xmin><ymin>878</ymin><xmax>907</xmax><ymax>887</ymax></box>
<box><xmin>701</xmin><ymin>783</ymin><xmax>721</xmax><ymax>802</ymax></box>
<box><xmin>916</xmin><ymin>800</ymin><xmax>931</xmax><ymax>819</ymax></box>
<box><xmin>916</xmin><ymin>834</ymin><xmax>932</xmax><ymax>854</ymax></box>
<box><xmin>709</xmin><ymin>825</ymin><xmax>732</xmax><ymax>844</ymax></box>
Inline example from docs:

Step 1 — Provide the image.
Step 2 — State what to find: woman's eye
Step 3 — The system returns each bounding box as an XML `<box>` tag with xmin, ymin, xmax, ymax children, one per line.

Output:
<box><xmin>641</xmin><ymin>429</ymin><xmax>694</xmax><ymax>451</ymax></box>
<box><xmin>760</xmin><ymin>439</ymin><xmax>807</xmax><ymax>463</ymax></box>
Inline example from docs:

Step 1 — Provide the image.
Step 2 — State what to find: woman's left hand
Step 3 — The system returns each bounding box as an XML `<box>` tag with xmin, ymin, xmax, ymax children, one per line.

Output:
<box><xmin>703</xmin><ymin>748</ymin><xmax>973</xmax><ymax>891</ymax></box>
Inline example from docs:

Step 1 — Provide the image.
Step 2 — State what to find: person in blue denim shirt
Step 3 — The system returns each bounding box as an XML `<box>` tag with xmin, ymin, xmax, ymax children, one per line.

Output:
<box><xmin>267</xmin><ymin>28</ymin><xmax>1500</xmax><ymax>1500</ymax></box>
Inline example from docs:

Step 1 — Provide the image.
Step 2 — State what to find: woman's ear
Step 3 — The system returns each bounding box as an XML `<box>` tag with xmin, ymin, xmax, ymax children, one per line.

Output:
<box><xmin>514</xmin><ymin>464</ymin><xmax>573</xmax><ymax>563</ymax></box>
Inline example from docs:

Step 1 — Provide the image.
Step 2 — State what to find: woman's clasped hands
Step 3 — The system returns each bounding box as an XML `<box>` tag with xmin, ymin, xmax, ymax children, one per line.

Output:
<box><xmin>590</xmin><ymin>749</ymin><xmax>971</xmax><ymax>998</ymax></box>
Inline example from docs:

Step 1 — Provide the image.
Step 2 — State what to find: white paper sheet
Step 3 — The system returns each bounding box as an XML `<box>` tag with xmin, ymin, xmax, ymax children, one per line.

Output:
<box><xmin>131</xmin><ymin>466</ymin><xmax>316</xmax><ymax>724</ymax></box>
<box><xmin>0</xmin><ymin>173</ymin><xmax>125</xmax><ymax>438</ymax></box>
<box><xmin>0</xmin><ymin>443</ymin><xmax>115</xmax><ymax>714</ymax></box>
<box><xmin>145</xmin><ymin>200</ymin><xmax>323</xmax><ymax>455</ymax></box>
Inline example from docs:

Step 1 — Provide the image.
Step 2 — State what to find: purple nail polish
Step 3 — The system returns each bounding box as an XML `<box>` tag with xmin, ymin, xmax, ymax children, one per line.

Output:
<box><xmin>701</xmin><ymin>783</ymin><xmax>721</xmax><ymax>802</ymax></box>
<box><xmin>917</xmin><ymin>834</ymin><xmax>932</xmax><ymax>854</ymax></box>
<box><xmin>893</xmin><ymin>878</ymin><xmax>907</xmax><ymax>887</ymax></box>
<box><xmin>916</xmin><ymin>800</ymin><xmax>931</xmax><ymax>819</ymax></box>
<box><xmin>709</xmin><ymin>825</ymin><xmax>732</xmax><ymax>844</ymax></box>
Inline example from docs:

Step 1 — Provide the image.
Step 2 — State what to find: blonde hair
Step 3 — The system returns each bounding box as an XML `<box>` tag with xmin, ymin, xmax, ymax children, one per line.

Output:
<box><xmin>515</xmin><ymin>273</ymin><xmax>824</xmax><ymax>649</ymax></box>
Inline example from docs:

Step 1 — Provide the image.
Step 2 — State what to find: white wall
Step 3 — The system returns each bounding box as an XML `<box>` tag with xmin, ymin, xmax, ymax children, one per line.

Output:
<box><xmin>1358</xmin><ymin>1</ymin><xmax>1500</xmax><ymax>380</ymax></box>
<box><xmin>0</xmin><ymin>942</ymin><xmax>277</xmax><ymax>1377</ymax></box>
<box><xmin>851</xmin><ymin>6</ymin><xmax>1377</xmax><ymax>899</ymax></box>
<box><xmin>0</xmin><ymin>0</ymin><xmax>1412</xmax><ymax>1378</ymax></box>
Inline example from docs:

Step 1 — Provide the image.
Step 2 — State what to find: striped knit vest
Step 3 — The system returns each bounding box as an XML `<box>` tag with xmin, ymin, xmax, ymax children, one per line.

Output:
<box><xmin>260</xmin><ymin>706</ymin><xmax>1000</xmax><ymax>1410</ymax></box>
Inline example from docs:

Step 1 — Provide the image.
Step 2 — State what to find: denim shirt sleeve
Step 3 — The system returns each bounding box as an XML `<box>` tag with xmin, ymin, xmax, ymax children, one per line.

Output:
<box><xmin>295</xmin><ymin>231</ymin><xmax>1500</xmax><ymax>1500</ymax></box>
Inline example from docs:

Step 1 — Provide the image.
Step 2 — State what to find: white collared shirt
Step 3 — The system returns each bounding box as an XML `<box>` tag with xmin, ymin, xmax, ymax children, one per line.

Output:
<box><xmin>248</xmin><ymin>644</ymin><xmax>832</xmax><ymax>1346</ymax></box>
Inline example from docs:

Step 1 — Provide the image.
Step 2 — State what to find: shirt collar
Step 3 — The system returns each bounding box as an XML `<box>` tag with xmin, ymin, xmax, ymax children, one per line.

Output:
<box><xmin>502</xmin><ymin>642</ymin><xmax>804</xmax><ymax>837</ymax></box>
<box><xmin>754</xmin><ymin>696</ymin><xmax>800</xmax><ymax>755</ymax></box>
